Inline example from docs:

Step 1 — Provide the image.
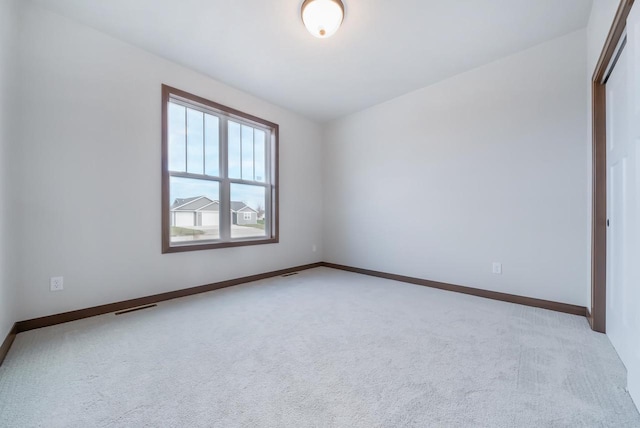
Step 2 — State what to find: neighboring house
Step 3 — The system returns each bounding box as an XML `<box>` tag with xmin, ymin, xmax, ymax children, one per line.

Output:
<box><xmin>231</xmin><ymin>201</ymin><xmax>259</xmax><ymax>225</ymax></box>
<box><xmin>170</xmin><ymin>196</ymin><xmax>258</xmax><ymax>227</ymax></box>
<box><xmin>170</xmin><ymin>196</ymin><xmax>219</xmax><ymax>227</ymax></box>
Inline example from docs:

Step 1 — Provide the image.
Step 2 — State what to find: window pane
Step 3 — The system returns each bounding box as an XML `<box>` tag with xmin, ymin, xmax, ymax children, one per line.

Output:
<box><xmin>168</xmin><ymin>102</ymin><xmax>186</xmax><ymax>172</ymax></box>
<box><xmin>230</xmin><ymin>183</ymin><xmax>266</xmax><ymax>239</ymax></box>
<box><xmin>163</xmin><ymin>88</ymin><xmax>278</xmax><ymax>252</ymax></box>
<box><xmin>170</xmin><ymin>176</ymin><xmax>220</xmax><ymax>243</ymax></box>
<box><xmin>204</xmin><ymin>114</ymin><xmax>219</xmax><ymax>176</ymax></box>
<box><xmin>241</xmin><ymin>125</ymin><xmax>254</xmax><ymax>181</ymax></box>
<box><xmin>186</xmin><ymin>108</ymin><xmax>204</xmax><ymax>174</ymax></box>
<box><xmin>254</xmin><ymin>129</ymin><xmax>266</xmax><ymax>182</ymax></box>
<box><xmin>228</xmin><ymin>121</ymin><xmax>241</xmax><ymax>179</ymax></box>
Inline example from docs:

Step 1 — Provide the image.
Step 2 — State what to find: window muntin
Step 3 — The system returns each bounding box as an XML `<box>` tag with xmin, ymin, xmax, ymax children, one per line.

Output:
<box><xmin>162</xmin><ymin>85</ymin><xmax>278</xmax><ymax>253</ymax></box>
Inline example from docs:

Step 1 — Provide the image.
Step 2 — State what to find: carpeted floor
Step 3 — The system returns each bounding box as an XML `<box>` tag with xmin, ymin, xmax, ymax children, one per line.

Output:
<box><xmin>0</xmin><ymin>267</ymin><xmax>639</xmax><ymax>427</ymax></box>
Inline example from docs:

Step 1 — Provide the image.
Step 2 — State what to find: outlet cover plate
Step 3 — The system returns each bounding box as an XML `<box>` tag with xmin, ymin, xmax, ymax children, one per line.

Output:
<box><xmin>492</xmin><ymin>263</ymin><xmax>502</xmax><ymax>275</ymax></box>
<box><xmin>50</xmin><ymin>276</ymin><xmax>64</xmax><ymax>291</ymax></box>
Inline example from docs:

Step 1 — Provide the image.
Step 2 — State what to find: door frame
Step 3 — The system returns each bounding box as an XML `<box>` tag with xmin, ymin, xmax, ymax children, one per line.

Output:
<box><xmin>590</xmin><ymin>0</ymin><xmax>635</xmax><ymax>333</ymax></box>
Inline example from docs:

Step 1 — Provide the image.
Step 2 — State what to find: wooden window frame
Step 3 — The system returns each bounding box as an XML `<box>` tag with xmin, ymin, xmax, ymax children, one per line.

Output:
<box><xmin>161</xmin><ymin>85</ymin><xmax>279</xmax><ymax>253</ymax></box>
<box><xmin>590</xmin><ymin>0</ymin><xmax>635</xmax><ymax>332</ymax></box>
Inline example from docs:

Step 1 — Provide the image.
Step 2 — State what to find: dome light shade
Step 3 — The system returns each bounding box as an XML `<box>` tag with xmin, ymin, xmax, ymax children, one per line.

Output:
<box><xmin>301</xmin><ymin>0</ymin><xmax>345</xmax><ymax>39</ymax></box>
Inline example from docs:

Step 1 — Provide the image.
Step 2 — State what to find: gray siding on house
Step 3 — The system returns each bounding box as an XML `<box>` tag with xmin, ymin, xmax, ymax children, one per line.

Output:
<box><xmin>175</xmin><ymin>197</ymin><xmax>257</xmax><ymax>226</ymax></box>
<box><xmin>236</xmin><ymin>210</ymin><xmax>257</xmax><ymax>225</ymax></box>
<box><xmin>175</xmin><ymin>198</ymin><xmax>216</xmax><ymax>211</ymax></box>
<box><xmin>170</xmin><ymin>197</ymin><xmax>220</xmax><ymax>227</ymax></box>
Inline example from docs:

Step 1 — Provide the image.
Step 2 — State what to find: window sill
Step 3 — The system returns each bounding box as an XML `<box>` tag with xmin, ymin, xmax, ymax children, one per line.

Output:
<box><xmin>162</xmin><ymin>237</ymin><xmax>279</xmax><ymax>253</ymax></box>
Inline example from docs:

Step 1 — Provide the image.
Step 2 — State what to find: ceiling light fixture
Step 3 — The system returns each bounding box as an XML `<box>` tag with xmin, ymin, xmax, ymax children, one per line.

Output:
<box><xmin>301</xmin><ymin>0</ymin><xmax>345</xmax><ymax>39</ymax></box>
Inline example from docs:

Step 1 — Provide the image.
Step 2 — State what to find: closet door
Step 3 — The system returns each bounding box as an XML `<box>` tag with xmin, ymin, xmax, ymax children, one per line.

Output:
<box><xmin>605</xmin><ymin>32</ymin><xmax>631</xmax><ymax>367</ymax></box>
<box><xmin>626</xmin><ymin>0</ymin><xmax>640</xmax><ymax>408</ymax></box>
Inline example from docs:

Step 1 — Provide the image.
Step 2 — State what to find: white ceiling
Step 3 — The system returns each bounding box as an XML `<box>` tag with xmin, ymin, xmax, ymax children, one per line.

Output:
<box><xmin>31</xmin><ymin>0</ymin><xmax>593</xmax><ymax>122</ymax></box>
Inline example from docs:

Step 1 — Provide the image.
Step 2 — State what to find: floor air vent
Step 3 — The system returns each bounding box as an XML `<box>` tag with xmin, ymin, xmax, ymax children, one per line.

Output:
<box><xmin>115</xmin><ymin>304</ymin><xmax>157</xmax><ymax>315</ymax></box>
<box><xmin>281</xmin><ymin>272</ymin><xmax>299</xmax><ymax>277</ymax></box>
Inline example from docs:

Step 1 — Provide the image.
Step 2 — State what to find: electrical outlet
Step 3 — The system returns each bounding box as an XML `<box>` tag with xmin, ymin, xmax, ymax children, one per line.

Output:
<box><xmin>492</xmin><ymin>263</ymin><xmax>502</xmax><ymax>275</ymax></box>
<box><xmin>50</xmin><ymin>276</ymin><xmax>64</xmax><ymax>292</ymax></box>
<box><xmin>312</xmin><ymin>244</ymin><xmax>317</xmax><ymax>253</ymax></box>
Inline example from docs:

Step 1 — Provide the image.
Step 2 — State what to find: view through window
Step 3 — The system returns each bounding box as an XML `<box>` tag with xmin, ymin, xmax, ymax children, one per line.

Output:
<box><xmin>162</xmin><ymin>85</ymin><xmax>278</xmax><ymax>252</ymax></box>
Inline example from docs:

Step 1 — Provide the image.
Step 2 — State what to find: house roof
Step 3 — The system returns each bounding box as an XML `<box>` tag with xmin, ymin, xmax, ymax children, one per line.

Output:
<box><xmin>231</xmin><ymin>201</ymin><xmax>257</xmax><ymax>213</ymax></box>
<box><xmin>171</xmin><ymin>196</ymin><xmax>256</xmax><ymax>213</ymax></box>
<box><xmin>171</xmin><ymin>196</ymin><xmax>201</xmax><ymax>209</ymax></box>
<box><xmin>171</xmin><ymin>196</ymin><xmax>216</xmax><ymax>211</ymax></box>
<box><xmin>198</xmin><ymin>202</ymin><xmax>219</xmax><ymax>212</ymax></box>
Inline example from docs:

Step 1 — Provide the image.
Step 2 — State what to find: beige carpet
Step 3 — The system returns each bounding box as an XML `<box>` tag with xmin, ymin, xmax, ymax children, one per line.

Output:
<box><xmin>0</xmin><ymin>267</ymin><xmax>639</xmax><ymax>427</ymax></box>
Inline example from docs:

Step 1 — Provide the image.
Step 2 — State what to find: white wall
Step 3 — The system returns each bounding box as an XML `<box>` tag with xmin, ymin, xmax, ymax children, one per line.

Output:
<box><xmin>587</xmin><ymin>0</ymin><xmax>621</xmax><ymax>71</ymax></box>
<box><xmin>585</xmin><ymin>0</ymin><xmax>620</xmax><ymax>308</ymax></box>
<box><xmin>0</xmin><ymin>0</ymin><xmax>19</xmax><ymax>341</ymax></box>
<box><xmin>324</xmin><ymin>30</ymin><xmax>588</xmax><ymax>306</ymax></box>
<box><xmin>14</xmin><ymin>3</ymin><xmax>324</xmax><ymax>321</ymax></box>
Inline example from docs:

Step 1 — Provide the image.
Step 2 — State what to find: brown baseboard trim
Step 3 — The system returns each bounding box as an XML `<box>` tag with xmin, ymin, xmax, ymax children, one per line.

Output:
<box><xmin>0</xmin><ymin>323</ymin><xmax>18</xmax><ymax>366</ymax></box>
<box><xmin>114</xmin><ymin>304</ymin><xmax>157</xmax><ymax>316</ymax></box>
<box><xmin>4</xmin><ymin>260</ymin><xmax>587</xmax><ymax>366</ymax></box>
<box><xmin>321</xmin><ymin>262</ymin><xmax>587</xmax><ymax>317</ymax></box>
<box><xmin>15</xmin><ymin>262</ymin><xmax>323</xmax><ymax>333</ymax></box>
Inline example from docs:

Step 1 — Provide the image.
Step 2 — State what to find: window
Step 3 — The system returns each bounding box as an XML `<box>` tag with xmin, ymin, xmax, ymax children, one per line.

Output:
<box><xmin>162</xmin><ymin>85</ymin><xmax>278</xmax><ymax>253</ymax></box>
